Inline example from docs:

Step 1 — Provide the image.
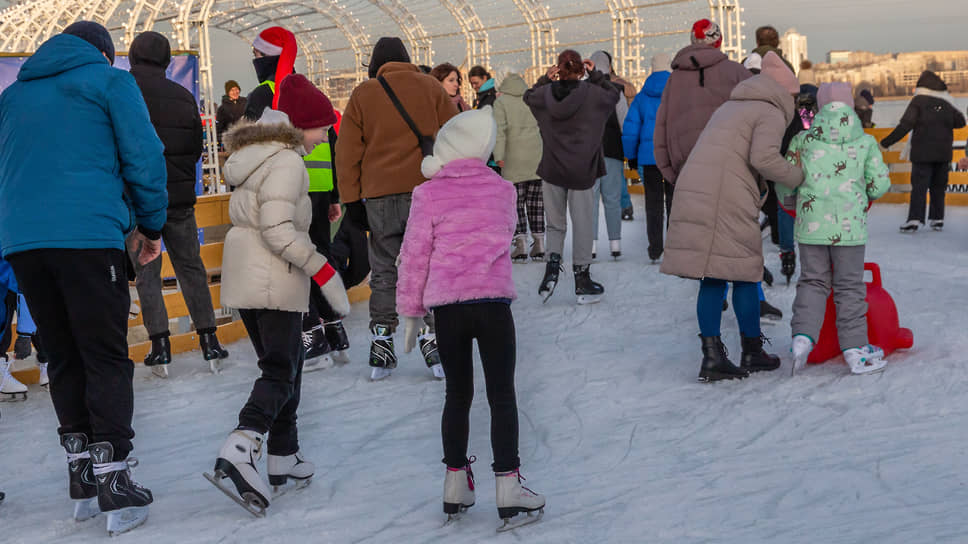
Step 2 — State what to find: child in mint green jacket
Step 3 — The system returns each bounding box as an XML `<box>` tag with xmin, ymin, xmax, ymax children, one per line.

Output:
<box><xmin>779</xmin><ymin>82</ymin><xmax>891</xmax><ymax>375</ymax></box>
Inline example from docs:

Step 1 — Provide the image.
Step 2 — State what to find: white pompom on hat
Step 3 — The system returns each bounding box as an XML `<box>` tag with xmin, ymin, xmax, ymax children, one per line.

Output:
<box><xmin>421</xmin><ymin>106</ymin><xmax>497</xmax><ymax>178</ymax></box>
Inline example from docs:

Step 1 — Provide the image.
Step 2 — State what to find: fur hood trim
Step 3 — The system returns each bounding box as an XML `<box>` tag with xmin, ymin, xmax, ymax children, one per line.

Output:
<box><xmin>223</xmin><ymin>119</ymin><xmax>304</xmax><ymax>153</ymax></box>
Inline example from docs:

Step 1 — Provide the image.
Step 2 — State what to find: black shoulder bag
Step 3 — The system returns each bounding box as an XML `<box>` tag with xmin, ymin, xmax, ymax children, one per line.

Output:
<box><xmin>378</xmin><ymin>76</ymin><xmax>435</xmax><ymax>157</ymax></box>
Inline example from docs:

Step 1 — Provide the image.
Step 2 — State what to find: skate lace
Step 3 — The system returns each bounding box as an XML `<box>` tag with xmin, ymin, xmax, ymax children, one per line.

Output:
<box><xmin>301</xmin><ymin>332</ymin><xmax>313</xmax><ymax>349</ymax></box>
<box><xmin>465</xmin><ymin>456</ymin><xmax>476</xmax><ymax>491</ymax></box>
<box><xmin>515</xmin><ymin>470</ymin><xmax>538</xmax><ymax>497</ymax></box>
<box><xmin>92</xmin><ymin>458</ymin><xmax>138</xmax><ymax>476</ymax></box>
<box><xmin>760</xmin><ymin>335</ymin><xmax>772</xmax><ymax>346</ymax></box>
<box><xmin>66</xmin><ymin>451</ymin><xmax>91</xmax><ymax>462</ymax></box>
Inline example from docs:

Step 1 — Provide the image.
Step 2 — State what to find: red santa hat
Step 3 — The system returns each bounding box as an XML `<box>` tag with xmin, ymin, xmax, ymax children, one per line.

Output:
<box><xmin>252</xmin><ymin>26</ymin><xmax>297</xmax><ymax>109</ymax></box>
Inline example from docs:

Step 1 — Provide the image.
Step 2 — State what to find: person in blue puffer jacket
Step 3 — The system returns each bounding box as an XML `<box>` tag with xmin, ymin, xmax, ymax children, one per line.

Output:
<box><xmin>622</xmin><ymin>53</ymin><xmax>673</xmax><ymax>262</ymax></box>
<box><xmin>0</xmin><ymin>21</ymin><xmax>164</xmax><ymax>530</ymax></box>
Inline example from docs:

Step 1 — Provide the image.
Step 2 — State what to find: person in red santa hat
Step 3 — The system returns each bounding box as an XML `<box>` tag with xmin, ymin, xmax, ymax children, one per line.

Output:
<box><xmin>244</xmin><ymin>26</ymin><xmax>297</xmax><ymax>120</ymax></box>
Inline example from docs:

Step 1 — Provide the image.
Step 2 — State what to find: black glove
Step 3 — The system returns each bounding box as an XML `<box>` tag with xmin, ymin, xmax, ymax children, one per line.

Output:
<box><xmin>344</xmin><ymin>201</ymin><xmax>369</xmax><ymax>231</ymax></box>
<box><xmin>627</xmin><ymin>158</ymin><xmax>637</xmax><ymax>171</ymax></box>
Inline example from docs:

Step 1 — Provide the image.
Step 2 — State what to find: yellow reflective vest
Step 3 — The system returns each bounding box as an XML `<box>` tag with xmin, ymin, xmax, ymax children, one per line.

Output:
<box><xmin>305</xmin><ymin>141</ymin><xmax>334</xmax><ymax>193</ymax></box>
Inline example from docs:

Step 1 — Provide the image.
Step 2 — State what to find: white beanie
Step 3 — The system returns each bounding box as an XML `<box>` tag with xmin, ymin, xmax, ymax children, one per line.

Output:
<box><xmin>421</xmin><ymin>106</ymin><xmax>497</xmax><ymax>178</ymax></box>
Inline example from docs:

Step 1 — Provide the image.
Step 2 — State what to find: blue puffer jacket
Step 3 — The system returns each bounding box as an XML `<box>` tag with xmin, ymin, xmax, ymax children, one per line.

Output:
<box><xmin>0</xmin><ymin>34</ymin><xmax>167</xmax><ymax>258</ymax></box>
<box><xmin>621</xmin><ymin>71</ymin><xmax>670</xmax><ymax>166</ymax></box>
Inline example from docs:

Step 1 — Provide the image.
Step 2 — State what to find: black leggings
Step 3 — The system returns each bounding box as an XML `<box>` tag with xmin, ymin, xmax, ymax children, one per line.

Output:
<box><xmin>434</xmin><ymin>302</ymin><xmax>519</xmax><ymax>473</ymax></box>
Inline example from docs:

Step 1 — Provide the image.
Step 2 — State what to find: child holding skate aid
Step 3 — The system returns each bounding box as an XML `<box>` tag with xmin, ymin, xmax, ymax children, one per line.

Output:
<box><xmin>780</xmin><ymin>82</ymin><xmax>891</xmax><ymax>375</ymax></box>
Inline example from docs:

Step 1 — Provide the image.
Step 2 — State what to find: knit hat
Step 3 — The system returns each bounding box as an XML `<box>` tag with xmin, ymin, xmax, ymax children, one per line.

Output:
<box><xmin>252</xmin><ymin>26</ymin><xmax>297</xmax><ymax>109</ymax></box>
<box><xmin>366</xmin><ymin>37</ymin><xmax>410</xmax><ymax>79</ymax></box>
<box><xmin>690</xmin><ymin>19</ymin><xmax>722</xmax><ymax>49</ymax></box>
<box><xmin>817</xmin><ymin>82</ymin><xmax>854</xmax><ymax>108</ymax></box>
<box><xmin>63</xmin><ymin>21</ymin><xmax>115</xmax><ymax>64</ymax></box>
<box><xmin>225</xmin><ymin>80</ymin><xmax>240</xmax><ymax>94</ymax></box>
<box><xmin>651</xmin><ymin>52</ymin><xmax>671</xmax><ymax>73</ymax></box>
<box><xmin>859</xmin><ymin>89</ymin><xmax>875</xmax><ymax>105</ymax></box>
<box><xmin>760</xmin><ymin>51</ymin><xmax>800</xmax><ymax>94</ymax></box>
<box><xmin>420</xmin><ymin>106</ymin><xmax>497</xmax><ymax>178</ymax></box>
<box><xmin>276</xmin><ymin>74</ymin><xmax>337</xmax><ymax>130</ymax></box>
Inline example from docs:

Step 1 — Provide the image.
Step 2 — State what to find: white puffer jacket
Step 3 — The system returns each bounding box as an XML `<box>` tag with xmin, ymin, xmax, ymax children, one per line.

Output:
<box><xmin>220</xmin><ymin>119</ymin><xmax>327</xmax><ymax>312</ymax></box>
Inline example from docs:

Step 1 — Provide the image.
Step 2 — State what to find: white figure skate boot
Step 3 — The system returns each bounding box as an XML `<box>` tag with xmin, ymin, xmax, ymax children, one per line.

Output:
<box><xmin>843</xmin><ymin>347</ymin><xmax>887</xmax><ymax>375</ymax></box>
<box><xmin>511</xmin><ymin>235</ymin><xmax>529</xmax><ymax>263</ymax></box>
<box><xmin>38</xmin><ymin>362</ymin><xmax>49</xmax><ymax>389</ymax></box>
<box><xmin>267</xmin><ymin>451</ymin><xmax>314</xmax><ymax>493</ymax></box>
<box><xmin>0</xmin><ymin>356</ymin><xmax>27</xmax><ymax>401</ymax></box>
<box><xmin>495</xmin><ymin>469</ymin><xmax>545</xmax><ymax>532</ymax></box>
<box><xmin>204</xmin><ymin>430</ymin><xmax>272</xmax><ymax>517</ymax></box>
<box><xmin>790</xmin><ymin>335</ymin><xmax>814</xmax><ymax>376</ymax></box>
<box><xmin>443</xmin><ymin>458</ymin><xmax>476</xmax><ymax>521</ymax></box>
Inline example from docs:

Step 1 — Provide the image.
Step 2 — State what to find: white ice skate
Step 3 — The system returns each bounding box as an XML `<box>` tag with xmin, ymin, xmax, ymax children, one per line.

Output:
<box><xmin>442</xmin><ymin>458</ymin><xmax>476</xmax><ymax>524</ymax></box>
<box><xmin>495</xmin><ymin>469</ymin><xmax>545</xmax><ymax>532</ymax></box>
<box><xmin>843</xmin><ymin>347</ymin><xmax>887</xmax><ymax>375</ymax></box>
<box><xmin>0</xmin><ymin>356</ymin><xmax>27</xmax><ymax>401</ymax></box>
<box><xmin>862</xmin><ymin>344</ymin><xmax>885</xmax><ymax>360</ymax></box>
<box><xmin>38</xmin><ymin>362</ymin><xmax>49</xmax><ymax>390</ymax></box>
<box><xmin>511</xmin><ymin>234</ymin><xmax>529</xmax><ymax>263</ymax></box>
<box><xmin>899</xmin><ymin>220</ymin><xmax>921</xmax><ymax>233</ymax></box>
<box><xmin>204</xmin><ymin>430</ymin><xmax>272</xmax><ymax>517</ymax></box>
<box><xmin>267</xmin><ymin>451</ymin><xmax>314</xmax><ymax>495</ymax></box>
<box><xmin>790</xmin><ymin>335</ymin><xmax>814</xmax><ymax>377</ymax></box>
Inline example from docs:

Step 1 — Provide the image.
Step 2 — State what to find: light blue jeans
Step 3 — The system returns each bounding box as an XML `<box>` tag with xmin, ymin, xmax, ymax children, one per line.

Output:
<box><xmin>592</xmin><ymin>157</ymin><xmax>625</xmax><ymax>241</ymax></box>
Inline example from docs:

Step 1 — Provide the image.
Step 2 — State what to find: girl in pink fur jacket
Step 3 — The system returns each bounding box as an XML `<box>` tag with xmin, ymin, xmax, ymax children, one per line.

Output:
<box><xmin>396</xmin><ymin>107</ymin><xmax>546</xmax><ymax>525</ymax></box>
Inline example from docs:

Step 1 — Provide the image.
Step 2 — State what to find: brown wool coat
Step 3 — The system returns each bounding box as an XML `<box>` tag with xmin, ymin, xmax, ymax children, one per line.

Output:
<box><xmin>335</xmin><ymin>62</ymin><xmax>459</xmax><ymax>202</ymax></box>
<box><xmin>660</xmin><ymin>75</ymin><xmax>805</xmax><ymax>283</ymax></box>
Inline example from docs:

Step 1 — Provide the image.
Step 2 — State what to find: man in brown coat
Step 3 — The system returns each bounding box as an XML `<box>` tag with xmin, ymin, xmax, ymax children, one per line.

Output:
<box><xmin>335</xmin><ymin>37</ymin><xmax>458</xmax><ymax>381</ymax></box>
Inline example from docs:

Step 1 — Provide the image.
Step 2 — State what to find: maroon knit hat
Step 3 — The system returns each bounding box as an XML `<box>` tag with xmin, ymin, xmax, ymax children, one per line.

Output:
<box><xmin>276</xmin><ymin>74</ymin><xmax>337</xmax><ymax>130</ymax></box>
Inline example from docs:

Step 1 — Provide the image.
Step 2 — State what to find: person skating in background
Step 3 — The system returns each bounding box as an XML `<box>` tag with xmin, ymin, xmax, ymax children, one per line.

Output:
<box><xmin>127</xmin><ymin>31</ymin><xmax>229</xmax><ymax>378</ymax></box>
<box><xmin>798</xmin><ymin>60</ymin><xmax>816</xmax><ymax>85</ymax></box>
<box><xmin>854</xmin><ymin>88</ymin><xmax>874</xmax><ymax>128</ymax></box>
<box><xmin>525</xmin><ymin>50</ymin><xmax>619</xmax><ymax>305</ymax></box>
<box><xmin>661</xmin><ymin>52</ymin><xmax>804</xmax><ymax>382</ymax></box>
<box><xmin>336</xmin><ymin>37</ymin><xmax>457</xmax><ymax>381</ymax></box>
<box><xmin>396</xmin><ymin>108</ymin><xmax>545</xmax><ymax>529</ymax></box>
<box><xmin>781</xmin><ymin>82</ymin><xmax>891</xmax><ymax>375</ymax></box>
<box><xmin>431</xmin><ymin>63</ymin><xmax>470</xmax><ymax>112</ymax></box>
<box><xmin>469</xmin><ymin>65</ymin><xmax>497</xmax><ymax>109</ymax></box>
<box><xmin>742</xmin><ymin>25</ymin><xmax>795</xmax><ymax>73</ymax></box>
<box><xmin>244</xmin><ymin>26</ymin><xmax>297</xmax><ymax>120</ymax></box>
<box><xmin>0</xmin><ymin>21</ymin><xmax>165</xmax><ymax>535</ymax></box>
<box><xmin>0</xmin><ymin>246</ymin><xmax>28</xmax><ymax>400</ymax></box>
<box><xmin>493</xmin><ymin>72</ymin><xmax>545</xmax><ymax>263</ymax></box>
<box><xmin>12</xmin><ymin>294</ymin><xmax>48</xmax><ymax>386</ymax></box>
<box><xmin>587</xmin><ymin>50</ymin><xmax>628</xmax><ymax>260</ymax></box>
<box><xmin>623</xmin><ymin>53</ymin><xmax>672</xmax><ymax>263</ymax></box>
<box><xmin>210</xmin><ymin>74</ymin><xmax>351</xmax><ymax>516</ymax></box>
<box><xmin>216</xmin><ymin>80</ymin><xmax>247</xmax><ymax>142</ymax></box>
<box><xmin>880</xmin><ymin>70</ymin><xmax>965</xmax><ymax>232</ymax></box>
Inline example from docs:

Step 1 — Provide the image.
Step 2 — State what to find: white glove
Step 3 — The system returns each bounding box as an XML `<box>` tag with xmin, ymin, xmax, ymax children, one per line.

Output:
<box><xmin>402</xmin><ymin>316</ymin><xmax>421</xmax><ymax>354</ymax></box>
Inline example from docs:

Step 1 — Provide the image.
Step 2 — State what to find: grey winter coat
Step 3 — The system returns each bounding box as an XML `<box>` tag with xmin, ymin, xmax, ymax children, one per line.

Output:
<box><xmin>660</xmin><ymin>75</ymin><xmax>804</xmax><ymax>283</ymax></box>
<box><xmin>493</xmin><ymin>73</ymin><xmax>543</xmax><ymax>183</ymax></box>
<box><xmin>220</xmin><ymin>119</ymin><xmax>328</xmax><ymax>312</ymax></box>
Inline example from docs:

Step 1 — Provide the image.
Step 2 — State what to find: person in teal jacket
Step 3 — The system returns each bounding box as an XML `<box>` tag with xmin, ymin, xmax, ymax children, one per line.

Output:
<box><xmin>780</xmin><ymin>87</ymin><xmax>891</xmax><ymax>376</ymax></box>
<box><xmin>0</xmin><ymin>22</ymin><xmax>163</xmax><ymax>533</ymax></box>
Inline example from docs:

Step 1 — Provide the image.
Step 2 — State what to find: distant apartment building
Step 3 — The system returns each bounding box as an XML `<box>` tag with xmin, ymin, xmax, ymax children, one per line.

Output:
<box><xmin>828</xmin><ymin>51</ymin><xmax>851</xmax><ymax>64</ymax></box>
<box><xmin>781</xmin><ymin>29</ymin><xmax>808</xmax><ymax>74</ymax></box>
<box><xmin>812</xmin><ymin>50</ymin><xmax>968</xmax><ymax>96</ymax></box>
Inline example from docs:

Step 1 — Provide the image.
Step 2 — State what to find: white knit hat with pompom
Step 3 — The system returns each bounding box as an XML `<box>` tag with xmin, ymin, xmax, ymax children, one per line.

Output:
<box><xmin>421</xmin><ymin>106</ymin><xmax>497</xmax><ymax>178</ymax></box>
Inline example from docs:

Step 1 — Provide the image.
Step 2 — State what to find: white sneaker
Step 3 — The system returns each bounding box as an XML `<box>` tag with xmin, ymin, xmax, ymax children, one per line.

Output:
<box><xmin>791</xmin><ymin>335</ymin><xmax>814</xmax><ymax>375</ymax></box>
<box><xmin>443</xmin><ymin>459</ymin><xmax>476</xmax><ymax>518</ymax></box>
<box><xmin>899</xmin><ymin>220</ymin><xmax>921</xmax><ymax>233</ymax></box>
<box><xmin>370</xmin><ymin>367</ymin><xmax>392</xmax><ymax>381</ymax></box>
<box><xmin>843</xmin><ymin>348</ymin><xmax>887</xmax><ymax>375</ymax></box>
<box><xmin>431</xmin><ymin>363</ymin><xmax>446</xmax><ymax>380</ymax></box>
<box><xmin>38</xmin><ymin>362</ymin><xmax>49</xmax><ymax>388</ymax></box>
<box><xmin>267</xmin><ymin>451</ymin><xmax>314</xmax><ymax>489</ymax></box>
<box><xmin>0</xmin><ymin>356</ymin><xmax>28</xmax><ymax>400</ymax></box>
<box><xmin>495</xmin><ymin>469</ymin><xmax>545</xmax><ymax>522</ymax></box>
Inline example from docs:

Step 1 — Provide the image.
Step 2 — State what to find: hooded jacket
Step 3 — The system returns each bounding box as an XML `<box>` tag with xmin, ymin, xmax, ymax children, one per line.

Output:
<box><xmin>589</xmin><ymin>51</ymin><xmax>628</xmax><ymax>160</ymax></box>
<box><xmin>217</xmin><ymin>94</ymin><xmax>248</xmax><ymax>139</ymax></box>
<box><xmin>660</xmin><ymin>75</ymin><xmax>804</xmax><ymax>283</ymax></box>
<box><xmin>0</xmin><ymin>34</ymin><xmax>167</xmax><ymax>257</ymax></box>
<box><xmin>880</xmin><ymin>71</ymin><xmax>966</xmax><ymax>163</ymax></box>
<box><xmin>220</xmin><ymin>119</ymin><xmax>328</xmax><ymax>312</ymax></box>
<box><xmin>130</xmin><ymin>32</ymin><xmax>204</xmax><ymax>210</ymax></box>
<box><xmin>654</xmin><ymin>44</ymin><xmax>752</xmax><ymax>183</ymax></box>
<box><xmin>622</xmin><ymin>70</ymin><xmax>670</xmax><ymax>166</ymax></box>
<box><xmin>743</xmin><ymin>45</ymin><xmax>795</xmax><ymax>74</ymax></box>
<box><xmin>474</xmin><ymin>78</ymin><xmax>497</xmax><ymax>109</ymax></box>
<box><xmin>780</xmin><ymin>103</ymin><xmax>890</xmax><ymax>246</ymax></box>
<box><xmin>492</xmin><ymin>73</ymin><xmax>542</xmax><ymax>183</ymax></box>
<box><xmin>524</xmin><ymin>70</ymin><xmax>620</xmax><ymax>190</ymax></box>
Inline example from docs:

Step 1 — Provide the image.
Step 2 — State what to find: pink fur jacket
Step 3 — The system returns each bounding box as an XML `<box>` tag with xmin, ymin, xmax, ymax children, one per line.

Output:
<box><xmin>396</xmin><ymin>158</ymin><xmax>517</xmax><ymax>317</ymax></box>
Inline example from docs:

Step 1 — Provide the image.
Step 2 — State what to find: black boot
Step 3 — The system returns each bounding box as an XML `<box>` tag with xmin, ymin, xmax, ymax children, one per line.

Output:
<box><xmin>740</xmin><ymin>335</ymin><xmax>781</xmax><ymax>372</ymax></box>
<box><xmin>199</xmin><ymin>331</ymin><xmax>229</xmax><ymax>361</ymax></box>
<box><xmin>780</xmin><ymin>251</ymin><xmax>796</xmax><ymax>284</ymax></box>
<box><xmin>538</xmin><ymin>253</ymin><xmax>563</xmax><ymax>302</ymax></box>
<box><xmin>143</xmin><ymin>335</ymin><xmax>171</xmax><ymax>366</ymax></box>
<box><xmin>573</xmin><ymin>264</ymin><xmax>604</xmax><ymax>305</ymax></box>
<box><xmin>698</xmin><ymin>335</ymin><xmax>749</xmax><ymax>382</ymax></box>
<box><xmin>323</xmin><ymin>320</ymin><xmax>350</xmax><ymax>351</ymax></box>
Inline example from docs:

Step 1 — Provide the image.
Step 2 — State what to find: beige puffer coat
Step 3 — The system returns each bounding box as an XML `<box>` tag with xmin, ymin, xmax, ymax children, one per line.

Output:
<box><xmin>220</xmin><ymin>120</ymin><xmax>327</xmax><ymax>312</ymax></box>
<box><xmin>492</xmin><ymin>73</ymin><xmax>542</xmax><ymax>183</ymax></box>
<box><xmin>660</xmin><ymin>75</ymin><xmax>804</xmax><ymax>283</ymax></box>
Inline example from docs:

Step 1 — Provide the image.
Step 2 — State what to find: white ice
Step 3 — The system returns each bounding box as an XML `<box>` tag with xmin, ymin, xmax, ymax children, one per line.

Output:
<box><xmin>2</xmin><ymin>203</ymin><xmax>967</xmax><ymax>543</ymax></box>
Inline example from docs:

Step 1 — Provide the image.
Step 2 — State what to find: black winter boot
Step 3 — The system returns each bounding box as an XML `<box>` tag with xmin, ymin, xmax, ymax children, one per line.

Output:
<box><xmin>144</xmin><ymin>335</ymin><xmax>171</xmax><ymax>367</ymax></box>
<box><xmin>573</xmin><ymin>264</ymin><xmax>604</xmax><ymax>305</ymax></box>
<box><xmin>199</xmin><ymin>331</ymin><xmax>229</xmax><ymax>361</ymax></box>
<box><xmin>698</xmin><ymin>336</ymin><xmax>749</xmax><ymax>382</ymax></box>
<box><xmin>740</xmin><ymin>335</ymin><xmax>781</xmax><ymax>373</ymax></box>
<box><xmin>538</xmin><ymin>253</ymin><xmax>563</xmax><ymax>302</ymax></box>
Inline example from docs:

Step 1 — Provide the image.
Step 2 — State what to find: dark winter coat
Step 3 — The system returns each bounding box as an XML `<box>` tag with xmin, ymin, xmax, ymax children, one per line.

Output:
<box><xmin>880</xmin><ymin>71</ymin><xmax>966</xmax><ymax>163</ymax></box>
<box><xmin>129</xmin><ymin>33</ymin><xmax>203</xmax><ymax>210</ymax></box>
<box><xmin>244</xmin><ymin>55</ymin><xmax>279</xmax><ymax>121</ymax></box>
<box><xmin>602</xmin><ymin>81</ymin><xmax>627</xmax><ymax>161</ymax></box>
<box><xmin>474</xmin><ymin>78</ymin><xmax>497</xmax><ymax>109</ymax></box>
<box><xmin>216</xmin><ymin>95</ymin><xmax>247</xmax><ymax>139</ymax></box>
<box><xmin>524</xmin><ymin>70</ymin><xmax>621</xmax><ymax>190</ymax></box>
<box><xmin>622</xmin><ymin>70</ymin><xmax>670</xmax><ymax>166</ymax></box>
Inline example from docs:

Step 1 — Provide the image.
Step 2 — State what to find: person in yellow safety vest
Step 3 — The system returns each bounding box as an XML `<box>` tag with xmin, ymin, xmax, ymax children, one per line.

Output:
<box><xmin>246</xmin><ymin>26</ymin><xmax>296</xmax><ymax>120</ymax></box>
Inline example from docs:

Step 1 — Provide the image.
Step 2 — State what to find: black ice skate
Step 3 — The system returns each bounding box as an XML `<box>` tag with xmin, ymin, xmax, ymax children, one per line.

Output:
<box><xmin>762</xmin><ymin>266</ymin><xmax>774</xmax><ymax>287</ymax></box>
<box><xmin>61</xmin><ymin>433</ymin><xmax>100</xmax><ymax>521</ymax></box>
<box><xmin>621</xmin><ymin>206</ymin><xmax>634</xmax><ymax>221</ymax></box>
<box><xmin>418</xmin><ymin>327</ymin><xmax>445</xmax><ymax>380</ymax></box>
<box><xmin>323</xmin><ymin>320</ymin><xmax>351</xmax><ymax>365</ymax></box>
<box><xmin>302</xmin><ymin>325</ymin><xmax>334</xmax><ymax>373</ymax></box>
<box><xmin>204</xmin><ymin>429</ymin><xmax>271</xmax><ymax>517</ymax></box>
<box><xmin>698</xmin><ymin>335</ymin><xmax>749</xmax><ymax>382</ymax></box>
<box><xmin>573</xmin><ymin>264</ymin><xmax>604</xmax><ymax>305</ymax></box>
<box><xmin>369</xmin><ymin>324</ymin><xmax>396</xmax><ymax>381</ymax></box>
<box><xmin>14</xmin><ymin>333</ymin><xmax>32</xmax><ymax>360</ymax></box>
<box><xmin>200</xmin><ymin>331</ymin><xmax>229</xmax><ymax>374</ymax></box>
<box><xmin>760</xmin><ymin>300</ymin><xmax>783</xmax><ymax>323</ymax></box>
<box><xmin>740</xmin><ymin>335</ymin><xmax>781</xmax><ymax>373</ymax></box>
<box><xmin>143</xmin><ymin>335</ymin><xmax>171</xmax><ymax>379</ymax></box>
<box><xmin>89</xmin><ymin>442</ymin><xmax>152</xmax><ymax>536</ymax></box>
<box><xmin>780</xmin><ymin>251</ymin><xmax>796</xmax><ymax>284</ymax></box>
<box><xmin>538</xmin><ymin>253</ymin><xmax>563</xmax><ymax>303</ymax></box>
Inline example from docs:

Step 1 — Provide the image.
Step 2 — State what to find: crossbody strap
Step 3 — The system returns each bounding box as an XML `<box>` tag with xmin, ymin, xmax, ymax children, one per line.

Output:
<box><xmin>378</xmin><ymin>76</ymin><xmax>425</xmax><ymax>145</ymax></box>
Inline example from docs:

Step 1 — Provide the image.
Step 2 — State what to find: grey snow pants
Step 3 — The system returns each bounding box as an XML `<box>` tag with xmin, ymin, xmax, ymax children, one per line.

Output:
<box><xmin>791</xmin><ymin>244</ymin><xmax>868</xmax><ymax>350</ymax></box>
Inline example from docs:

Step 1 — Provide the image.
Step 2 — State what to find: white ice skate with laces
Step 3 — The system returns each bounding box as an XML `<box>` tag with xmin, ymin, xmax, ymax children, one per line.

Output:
<box><xmin>843</xmin><ymin>347</ymin><xmax>887</xmax><ymax>375</ymax></box>
<box><xmin>0</xmin><ymin>356</ymin><xmax>27</xmax><ymax>401</ymax></box>
<box><xmin>442</xmin><ymin>457</ymin><xmax>476</xmax><ymax>525</ymax></box>
<box><xmin>267</xmin><ymin>451</ymin><xmax>314</xmax><ymax>495</ymax></box>
<box><xmin>204</xmin><ymin>429</ymin><xmax>272</xmax><ymax>517</ymax></box>
<box><xmin>495</xmin><ymin>469</ymin><xmax>545</xmax><ymax>532</ymax></box>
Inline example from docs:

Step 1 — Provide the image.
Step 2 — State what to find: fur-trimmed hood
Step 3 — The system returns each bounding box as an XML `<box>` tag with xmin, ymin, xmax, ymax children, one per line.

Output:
<box><xmin>223</xmin><ymin>119</ymin><xmax>306</xmax><ymax>188</ymax></box>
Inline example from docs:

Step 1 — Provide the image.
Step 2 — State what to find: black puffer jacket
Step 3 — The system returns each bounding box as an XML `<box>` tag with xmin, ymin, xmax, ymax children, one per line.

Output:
<box><xmin>881</xmin><ymin>71</ymin><xmax>966</xmax><ymax>163</ymax></box>
<box><xmin>216</xmin><ymin>95</ymin><xmax>247</xmax><ymax>139</ymax></box>
<box><xmin>129</xmin><ymin>31</ymin><xmax>203</xmax><ymax>209</ymax></box>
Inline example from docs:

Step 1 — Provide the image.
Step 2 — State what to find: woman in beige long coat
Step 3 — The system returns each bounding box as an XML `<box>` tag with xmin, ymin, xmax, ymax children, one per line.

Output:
<box><xmin>660</xmin><ymin>52</ymin><xmax>803</xmax><ymax>383</ymax></box>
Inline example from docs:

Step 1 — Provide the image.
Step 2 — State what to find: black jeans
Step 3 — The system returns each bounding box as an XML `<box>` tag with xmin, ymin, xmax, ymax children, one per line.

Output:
<box><xmin>908</xmin><ymin>161</ymin><xmax>950</xmax><ymax>222</ymax></box>
<box><xmin>0</xmin><ymin>291</ymin><xmax>16</xmax><ymax>354</ymax></box>
<box><xmin>641</xmin><ymin>165</ymin><xmax>674</xmax><ymax>261</ymax></box>
<box><xmin>305</xmin><ymin>192</ymin><xmax>338</xmax><ymax>330</ymax></box>
<box><xmin>237</xmin><ymin>309</ymin><xmax>305</xmax><ymax>456</ymax></box>
<box><xmin>10</xmin><ymin>249</ymin><xmax>134</xmax><ymax>460</ymax></box>
<box><xmin>434</xmin><ymin>302</ymin><xmax>519</xmax><ymax>472</ymax></box>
